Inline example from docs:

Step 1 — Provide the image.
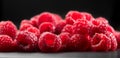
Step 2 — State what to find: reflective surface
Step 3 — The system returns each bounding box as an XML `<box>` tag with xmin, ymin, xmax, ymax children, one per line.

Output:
<box><xmin>0</xmin><ymin>50</ymin><xmax>119</xmax><ymax>58</ymax></box>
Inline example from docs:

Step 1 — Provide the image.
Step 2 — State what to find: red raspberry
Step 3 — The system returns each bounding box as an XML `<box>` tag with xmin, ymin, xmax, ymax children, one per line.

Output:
<box><xmin>62</xmin><ymin>24</ymin><xmax>74</xmax><ymax>35</ymax></box>
<box><xmin>0</xmin><ymin>35</ymin><xmax>16</xmax><ymax>52</ymax></box>
<box><xmin>96</xmin><ymin>17</ymin><xmax>108</xmax><ymax>24</ymax></box>
<box><xmin>73</xmin><ymin>19</ymin><xmax>91</xmax><ymax>35</ymax></box>
<box><xmin>15</xmin><ymin>31</ymin><xmax>38</xmax><ymax>52</ymax></box>
<box><xmin>81</xmin><ymin>12</ymin><xmax>94</xmax><ymax>21</ymax></box>
<box><xmin>90</xmin><ymin>19</ymin><xmax>115</xmax><ymax>37</ymax></box>
<box><xmin>20</xmin><ymin>19</ymin><xmax>31</xmax><ymax>25</ymax></box>
<box><xmin>66</xmin><ymin>11</ymin><xmax>84</xmax><ymax>20</ymax></box>
<box><xmin>65</xmin><ymin>17</ymin><xmax>75</xmax><ymax>25</ymax></box>
<box><xmin>37</xmin><ymin>12</ymin><xmax>58</xmax><ymax>26</ymax></box>
<box><xmin>91</xmin><ymin>33</ymin><xmax>111</xmax><ymax>52</ymax></box>
<box><xmin>68</xmin><ymin>34</ymin><xmax>91</xmax><ymax>51</ymax></box>
<box><xmin>114</xmin><ymin>31</ymin><xmax>120</xmax><ymax>49</ymax></box>
<box><xmin>19</xmin><ymin>23</ymin><xmax>33</xmax><ymax>31</ymax></box>
<box><xmin>30</xmin><ymin>15</ymin><xmax>39</xmax><ymax>27</ymax></box>
<box><xmin>53</xmin><ymin>14</ymin><xmax>63</xmax><ymax>22</ymax></box>
<box><xmin>105</xmin><ymin>32</ymin><xmax>117</xmax><ymax>51</ymax></box>
<box><xmin>26</xmin><ymin>27</ymin><xmax>40</xmax><ymax>38</ymax></box>
<box><xmin>38</xmin><ymin>32</ymin><xmax>62</xmax><ymax>52</ymax></box>
<box><xmin>55</xmin><ymin>20</ymin><xmax>66</xmax><ymax>34</ymax></box>
<box><xmin>58</xmin><ymin>32</ymin><xmax>70</xmax><ymax>51</ymax></box>
<box><xmin>39</xmin><ymin>22</ymin><xmax>55</xmax><ymax>34</ymax></box>
<box><xmin>0</xmin><ymin>21</ymin><xmax>17</xmax><ymax>39</ymax></box>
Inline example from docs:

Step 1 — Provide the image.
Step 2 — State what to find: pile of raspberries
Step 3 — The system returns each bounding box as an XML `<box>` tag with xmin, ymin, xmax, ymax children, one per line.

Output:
<box><xmin>0</xmin><ymin>11</ymin><xmax>120</xmax><ymax>52</ymax></box>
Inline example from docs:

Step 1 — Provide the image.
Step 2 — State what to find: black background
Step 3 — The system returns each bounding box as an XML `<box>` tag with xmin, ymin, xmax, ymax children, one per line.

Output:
<box><xmin>0</xmin><ymin>0</ymin><xmax>120</xmax><ymax>30</ymax></box>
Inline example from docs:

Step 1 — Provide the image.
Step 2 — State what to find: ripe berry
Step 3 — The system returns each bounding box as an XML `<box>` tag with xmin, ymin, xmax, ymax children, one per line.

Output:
<box><xmin>55</xmin><ymin>20</ymin><xmax>66</xmax><ymax>34</ymax></box>
<box><xmin>20</xmin><ymin>19</ymin><xmax>31</xmax><ymax>25</ymax></box>
<box><xmin>114</xmin><ymin>31</ymin><xmax>120</xmax><ymax>48</ymax></box>
<box><xmin>59</xmin><ymin>32</ymin><xmax>70</xmax><ymax>51</ymax></box>
<box><xmin>30</xmin><ymin>15</ymin><xmax>39</xmax><ymax>27</ymax></box>
<box><xmin>26</xmin><ymin>27</ymin><xmax>40</xmax><ymax>38</ymax></box>
<box><xmin>73</xmin><ymin>19</ymin><xmax>91</xmax><ymax>35</ymax></box>
<box><xmin>37</xmin><ymin>12</ymin><xmax>58</xmax><ymax>26</ymax></box>
<box><xmin>62</xmin><ymin>24</ymin><xmax>74</xmax><ymax>35</ymax></box>
<box><xmin>65</xmin><ymin>17</ymin><xmax>75</xmax><ymax>25</ymax></box>
<box><xmin>0</xmin><ymin>35</ymin><xmax>16</xmax><ymax>52</ymax></box>
<box><xmin>0</xmin><ymin>21</ymin><xmax>17</xmax><ymax>39</ymax></box>
<box><xmin>66</xmin><ymin>11</ymin><xmax>84</xmax><ymax>20</ymax></box>
<box><xmin>91</xmin><ymin>33</ymin><xmax>111</xmax><ymax>51</ymax></box>
<box><xmin>81</xmin><ymin>12</ymin><xmax>94</xmax><ymax>21</ymax></box>
<box><xmin>19</xmin><ymin>23</ymin><xmax>33</xmax><ymax>31</ymax></box>
<box><xmin>68</xmin><ymin>34</ymin><xmax>91</xmax><ymax>51</ymax></box>
<box><xmin>105</xmin><ymin>32</ymin><xmax>117</xmax><ymax>51</ymax></box>
<box><xmin>15</xmin><ymin>31</ymin><xmax>38</xmax><ymax>52</ymax></box>
<box><xmin>39</xmin><ymin>22</ymin><xmax>55</xmax><ymax>34</ymax></box>
<box><xmin>38</xmin><ymin>32</ymin><xmax>62</xmax><ymax>52</ymax></box>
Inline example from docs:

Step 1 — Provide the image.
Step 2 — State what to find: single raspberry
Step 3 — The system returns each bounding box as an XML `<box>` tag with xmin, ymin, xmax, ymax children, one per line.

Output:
<box><xmin>105</xmin><ymin>32</ymin><xmax>117</xmax><ymax>51</ymax></box>
<box><xmin>26</xmin><ymin>27</ymin><xmax>40</xmax><ymax>38</ymax></box>
<box><xmin>73</xmin><ymin>19</ymin><xmax>91</xmax><ymax>35</ymax></box>
<box><xmin>38</xmin><ymin>32</ymin><xmax>62</xmax><ymax>52</ymax></box>
<box><xmin>95</xmin><ymin>17</ymin><xmax>108</xmax><ymax>24</ymax></box>
<box><xmin>15</xmin><ymin>31</ymin><xmax>38</xmax><ymax>52</ymax></box>
<box><xmin>58</xmin><ymin>32</ymin><xmax>70</xmax><ymax>51</ymax></box>
<box><xmin>30</xmin><ymin>15</ymin><xmax>39</xmax><ymax>27</ymax></box>
<box><xmin>114</xmin><ymin>31</ymin><xmax>120</xmax><ymax>49</ymax></box>
<box><xmin>0</xmin><ymin>21</ymin><xmax>17</xmax><ymax>39</ymax></box>
<box><xmin>68</xmin><ymin>34</ymin><xmax>91</xmax><ymax>51</ymax></box>
<box><xmin>90</xmin><ymin>19</ymin><xmax>115</xmax><ymax>37</ymax></box>
<box><xmin>65</xmin><ymin>17</ymin><xmax>75</xmax><ymax>25</ymax></box>
<box><xmin>37</xmin><ymin>12</ymin><xmax>57</xmax><ymax>26</ymax></box>
<box><xmin>91</xmin><ymin>33</ymin><xmax>111</xmax><ymax>52</ymax></box>
<box><xmin>39</xmin><ymin>22</ymin><xmax>55</xmax><ymax>34</ymax></box>
<box><xmin>81</xmin><ymin>12</ymin><xmax>94</xmax><ymax>21</ymax></box>
<box><xmin>20</xmin><ymin>19</ymin><xmax>31</xmax><ymax>25</ymax></box>
<box><xmin>19</xmin><ymin>23</ymin><xmax>33</xmax><ymax>31</ymax></box>
<box><xmin>62</xmin><ymin>24</ymin><xmax>74</xmax><ymax>35</ymax></box>
<box><xmin>53</xmin><ymin>13</ymin><xmax>63</xmax><ymax>22</ymax></box>
<box><xmin>0</xmin><ymin>35</ymin><xmax>16</xmax><ymax>52</ymax></box>
<box><xmin>55</xmin><ymin>20</ymin><xmax>66</xmax><ymax>34</ymax></box>
<box><xmin>66</xmin><ymin>11</ymin><xmax>84</xmax><ymax>20</ymax></box>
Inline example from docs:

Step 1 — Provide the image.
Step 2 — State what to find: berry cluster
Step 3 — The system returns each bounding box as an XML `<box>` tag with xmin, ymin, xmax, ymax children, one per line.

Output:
<box><xmin>0</xmin><ymin>11</ymin><xmax>120</xmax><ymax>52</ymax></box>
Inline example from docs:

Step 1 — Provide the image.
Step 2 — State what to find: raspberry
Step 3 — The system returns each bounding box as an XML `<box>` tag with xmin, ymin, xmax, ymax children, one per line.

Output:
<box><xmin>0</xmin><ymin>21</ymin><xmax>17</xmax><ymax>39</ymax></box>
<box><xmin>62</xmin><ymin>24</ymin><xmax>74</xmax><ymax>35</ymax></box>
<box><xmin>66</xmin><ymin>11</ymin><xmax>84</xmax><ymax>20</ymax></box>
<box><xmin>37</xmin><ymin>12</ymin><xmax>58</xmax><ymax>26</ymax></box>
<box><xmin>91</xmin><ymin>33</ymin><xmax>111</xmax><ymax>51</ymax></box>
<box><xmin>53</xmin><ymin>14</ymin><xmax>62</xmax><ymax>22</ymax></box>
<box><xmin>55</xmin><ymin>20</ymin><xmax>66</xmax><ymax>34</ymax></box>
<box><xmin>0</xmin><ymin>35</ymin><xmax>16</xmax><ymax>52</ymax></box>
<box><xmin>39</xmin><ymin>22</ymin><xmax>55</xmax><ymax>34</ymax></box>
<box><xmin>20</xmin><ymin>19</ymin><xmax>31</xmax><ymax>25</ymax></box>
<box><xmin>65</xmin><ymin>17</ymin><xmax>75</xmax><ymax>25</ymax></box>
<box><xmin>15</xmin><ymin>31</ymin><xmax>38</xmax><ymax>52</ymax></box>
<box><xmin>95</xmin><ymin>17</ymin><xmax>108</xmax><ymax>24</ymax></box>
<box><xmin>81</xmin><ymin>12</ymin><xmax>94</xmax><ymax>21</ymax></box>
<box><xmin>114</xmin><ymin>31</ymin><xmax>120</xmax><ymax>49</ymax></box>
<box><xmin>30</xmin><ymin>15</ymin><xmax>39</xmax><ymax>27</ymax></box>
<box><xmin>105</xmin><ymin>32</ymin><xmax>117</xmax><ymax>51</ymax></box>
<box><xmin>73</xmin><ymin>19</ymin><xmax>91</xmax><ymax>35</ymax></box>
<box><xmin>38</xmin><ymin>32</ymin><xmax>62</xmax><ymax>52</ymax></box>
<box><xmin>19</xmin><ymin>23</ymin><xmax>33</xmax><ymax>31</ymax></box>
<box><xmin>26</xmin><ymin>27</ymin><xmax>40</xmax><ymax>38</ymax></box>
<box><xmin>58</xmin><ymin>32</ymin><xmax>70</xmax><ymax>51</ymax></box>
<box><xmin>90</xmin><ymin>19</ymin><xmax>115</xmax><ymax>37</ymax></box>
<box><xmin>67</xmin><ymin>34</ymin><xmax>91</xmax><ymax>51</ymax></box>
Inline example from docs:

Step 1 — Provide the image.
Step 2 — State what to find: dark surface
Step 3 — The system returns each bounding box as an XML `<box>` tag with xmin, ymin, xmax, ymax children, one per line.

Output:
<box><xmin>0</xmin><ymin>50</ymin><xmax>120</xmax><ymax>58</ymax></box>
